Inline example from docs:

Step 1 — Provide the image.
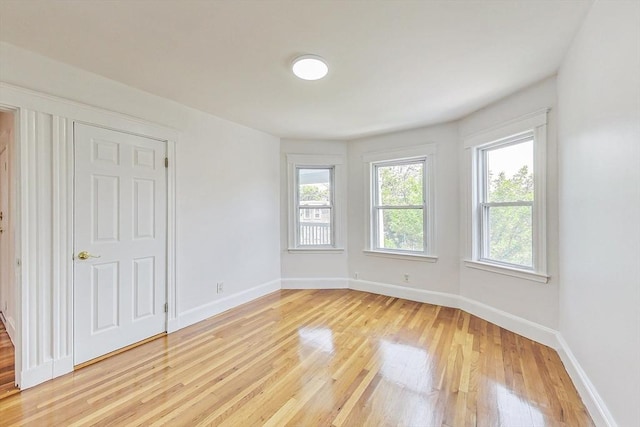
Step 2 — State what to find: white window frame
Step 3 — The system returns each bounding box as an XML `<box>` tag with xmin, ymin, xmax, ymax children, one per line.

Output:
<box><xmin>363</xmin><ymin>144</ymin><xmax>437</xmax><ymax>262</ymax></box>
<box><xmin>464</xmin><ymin>109</ymin><xmax>549</xmax><ymax>283</ymax></box>
<box><xmin>287</xmin><ymin>154</ymin><xmax>344</xmax><ymax>253</ymax></box>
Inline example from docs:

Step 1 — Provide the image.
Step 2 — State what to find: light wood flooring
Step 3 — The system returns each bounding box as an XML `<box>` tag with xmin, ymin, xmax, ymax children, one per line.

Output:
<box><xmin>0</xmin><ymin>289</ymin><xmax>593</xmax><ymax>426</ymax></box>
<box><xmin>0</xmin><ymin>319</ymin><xmax>18</xmax><ymax>400</ymax></box>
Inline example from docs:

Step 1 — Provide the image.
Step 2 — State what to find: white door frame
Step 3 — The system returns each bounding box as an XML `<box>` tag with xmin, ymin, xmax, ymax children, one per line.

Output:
<box><xmin>0</xmin><ymin>82</ymin><xmax>178</xmax><ymax>389</ymax></box>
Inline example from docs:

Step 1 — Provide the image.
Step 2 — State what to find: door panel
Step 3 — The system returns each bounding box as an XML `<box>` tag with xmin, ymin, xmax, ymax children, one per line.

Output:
<box><xmin>74</xmin><ymin>123</ymin><xmax>167</xmax><ymax>365</ymax></box>
<box><xmin>133</xmin><ymin>256</ymin><xmax>155</xmax><ymax>319</ymax></box>
<box><xmin>92</xmin><ymin>262</ymin><xmax>119</xmax><ymax>332</ymax></box>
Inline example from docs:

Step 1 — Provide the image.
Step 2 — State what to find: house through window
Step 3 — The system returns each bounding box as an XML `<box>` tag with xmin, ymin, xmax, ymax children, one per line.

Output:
<box><xmin>296</xmin><ymin>167</ymin><xmax>334</xmax><ymax>247</ymax></box>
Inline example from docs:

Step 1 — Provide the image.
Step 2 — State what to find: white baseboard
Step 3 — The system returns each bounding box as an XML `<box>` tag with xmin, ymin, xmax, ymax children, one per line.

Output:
<box><xmin>20</xmin><ymin>361</ymin><xmax>54</xmax><ymax>390</ymax></box>
<box><xmin>1</xmin><ymin>313</ymin><xmax>17</xmax><ymax>345</ymax></box>
<box><xmin>18</xmin><ymin>355</ymin><xmax>74</xmax><ymax>390</ymax></box>
<box><xmin>556</xmin><ymin>334</ymin><xmax>617</xmax><ymax>427</ymax></box>
<box><xmin>282</xmin><ymin>277</ymin><xmax>349</xmax><ymax>290</ymax></box>
<box><xmin>350</xmin><ymin>279</ymin><xmax>556</xmax><ymax>348</ymax></box>
<box><xmin>171</xmin><ymin>279</ymin><xmax>281</xmax><ymax>332</ymax></box>
<box><xmin>349</xmin><ymin>279</ymin><xmax>459</xmax><ymax>308</ymax></box>
<box><xmin>312</xmin><ymin>277</ymin><xmax>615</xmax><ymax>426</ymax></box>
<box><xmin>457</xmin><ymin>295</ymin><xmax>558</xmax><ymax>349</ymax></box>
<box><xmin>52</xmin><ymin>355</ymin><xmax>74</xmax><ymax>378</ymax></box>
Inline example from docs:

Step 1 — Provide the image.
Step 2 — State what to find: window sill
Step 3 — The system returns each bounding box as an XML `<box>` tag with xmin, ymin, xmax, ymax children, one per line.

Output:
<box><xmin>288</xmin><ymin>248</ymin><xmax>345</xmax><ymax>254</ymax></box>
<box><xmin>363</xmin><ymin>250</ymin><xmax>438</xmax><ymax>263</ymax></box>
<box><xmin>463</xmin><ymin>259</ymin><xmax>549</xmax><ymax>283</ymax></box>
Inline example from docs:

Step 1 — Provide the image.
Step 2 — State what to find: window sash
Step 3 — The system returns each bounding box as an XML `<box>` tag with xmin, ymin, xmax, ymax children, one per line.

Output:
<box><xmin>295</xmin><ymin>166</ymin><xmax>335</xmax><ymax>247</ymax></box>
<box><xmin>479</xmin><ymin>202</ymin><xmax>533</xmax><ymax>269</ymax></box>
<box><xmin>477</xmin><ymin>135</ymin><xmax>536</xmax><ymax>270</ymax></box>
<box><xmin>372</xmin><ymin>158</ymin><xmax>428</xmax><ymax>254</ymax></box>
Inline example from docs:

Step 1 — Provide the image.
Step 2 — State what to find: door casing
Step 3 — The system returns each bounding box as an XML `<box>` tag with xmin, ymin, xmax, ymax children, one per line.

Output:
<box><xmin>0</xmin><ymin>82</ymin><xmax>178</xmax><ymax>389</ymax></box>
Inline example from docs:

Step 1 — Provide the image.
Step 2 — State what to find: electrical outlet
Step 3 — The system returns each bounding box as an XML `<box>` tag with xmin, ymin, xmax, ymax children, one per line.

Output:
<box><xmin>354</xmin><ymin>272</ymin><xmax>359</xmax><ymax>280</ymax></box>
<box><xmin>403</xmin><ymin>274</ymin><xmax>410</xmax><ymax>283</ymax></box>
<box><xmin>216</xmin><ymin>282</ymin><xmax>224</xmax><ymax>294</ymax></box>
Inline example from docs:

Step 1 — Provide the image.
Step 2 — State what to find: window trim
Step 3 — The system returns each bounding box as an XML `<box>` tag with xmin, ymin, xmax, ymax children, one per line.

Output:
<box><xmin>363</xmin><ymin>144</ymin><xmax>437</xmax><ymax>258</ymax></box>
<box><xmin>287</xmin><ymin>154</ymin><xmax>344</xmax><ymax>252</ymax></box>
<box><xmin>464</xmin><ymin>109</ymin><xmax>549</xmax><ymax>283</ymax></box>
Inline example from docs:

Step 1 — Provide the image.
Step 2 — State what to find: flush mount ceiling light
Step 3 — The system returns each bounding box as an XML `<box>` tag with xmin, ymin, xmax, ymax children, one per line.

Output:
<box><xmin>292</xmin><ymin>55</ymin><xmax>328</xmax><ymax>80</ymax></box>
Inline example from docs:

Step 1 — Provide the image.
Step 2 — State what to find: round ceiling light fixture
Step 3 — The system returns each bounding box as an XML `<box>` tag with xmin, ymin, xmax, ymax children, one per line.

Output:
<box><xmin>292</xmin><ymin>55</ymin><xmax>328</xmax><ymax>80</ymax></box>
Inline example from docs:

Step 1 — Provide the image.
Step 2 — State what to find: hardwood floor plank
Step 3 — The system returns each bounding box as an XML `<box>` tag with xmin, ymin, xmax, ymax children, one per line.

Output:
<box><xmin>0</xmin><ymin>319</ymin><xmax>17</xmax><ymax>400</ymax></box>
<box><xmin>0</xmin><ymin>289</ymin><xmax>594</xmax><ymax>426</ymax></box>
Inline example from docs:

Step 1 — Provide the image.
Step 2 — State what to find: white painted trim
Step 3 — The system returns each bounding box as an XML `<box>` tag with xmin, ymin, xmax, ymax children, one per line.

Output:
<box><xmin>463</xmin><ymin>108</ymin><xmax>550</xmax><ymax>148</ymax></box>
<box><xmin>286</xmin><ymin>153</ymin><xmax>345</xmax><ymax>250</ymax></box>
<box><xmin>362</xmin><ymin>143</ymin><xmax>437</xmax><ymax>257</ymax></box>
<box><xmin>295</xmin><ymin>277</ymin><xmax>613</xmax><ymax>425</ymax></box>
<box><xmin>362</xmin><ymin>143</ymin><xmax>436</xmax><ymax>163</ymax></box>
<box><xmin>52</xmin><ymin>355</ymin><xmax>73</xmax><ymax>378</ymax></box>
<box><xmin>363</xmin><ymin>250</ymin><xmax>438</xmax><ymax>262</ymax></box>
<box><xmin>18</xmin><ymin>356</ymin><xmax>72</xmax><ymax>390</ymax></box>
<box><xmin>556</xmin><ymin>334</ymin><xmax>618</xmax><ymax>427</ymax></box>
<box><xmin>457</xmin><ymin>295</ymin><xmax>557</xmax><ymax>348</ymax></box>
<box><xmin>0</xmin><ymin>82</ymin><xmax>180</xmax><ymax>142</ymax></box>
<box><xmin>466</xmin><ymin>109</ymin><xmax>549</xmax><ymax>279</ymax></box>
<box><xmin>463</xmin><ymin>259</ymin><xmax>550</xmax><ymax>283</ymax></box>
<box><xmin>169</xmin><ymin>279</ymin><xmax>281</xmax><ymax>333</ymax></box>
<box><xmin>20</xmin><ymin>361</ymin><xmax>54</xmax><ymax>390</ymax></box>
<box><xmin>349</xmin><ymin>279</ymin><xmax>459</xmax><ymax>308</ymax></box>
<box><xmin>3</xmin><ymin>315</ymin><xmax>16</xmax><ymax>345</ymax></box>
<box><xmin>286</xmin><ymin>154</ymin><xmax>344</xmax><ymax>166</ymax></box>
<box><xmin>287</xmin><ymin>248</ymin><xmax>345</xmax><ymax>254</ymax></box>
<box><xmin>281</xmin><ymin>278</ymin><xmax>349</xmax><ymax>289</ymax></box>
<box><xmin>349</xmin><ymin>278</ymin><xmax>555</xmax><ymax>347</ymax></box>
<box><xmin>166</xmin><ymin>140</ymin><xmax>177</xmax><ymax>330</ymax></box>
<box><xmin>1</xmin><ymin>83</ymin><xmax>180</xmax><ymax>390</ymax></box>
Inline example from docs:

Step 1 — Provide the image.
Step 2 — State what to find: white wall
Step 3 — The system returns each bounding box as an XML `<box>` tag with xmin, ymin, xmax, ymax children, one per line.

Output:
<box><xmin>176</xmin><ymin>111</ymin><xmax>280</xmax><ymax>314</ymax></box>
<box><xmin>0</xmin><ymin>42</ymin><xmax>281</xmax><ymax>386</ymax></box>
<box><xmin>348</xmin><ymin>123</ymin><xmax>460</xmax><ymax>295</ymax></box>
<box><xmin>280</xmin><ymin>139</ymin><xmax>349</xmax><ymax>283</ymax></box>
<box><xmin>0</xmin><ymin>42</ymin><xmax>281</xmax><ymax>313</ymax></box>
<box><xmin>557</xmin><ymin>2</ymin><xmax>640</xmax><ymax>426</ymax></box>
<box><xmin>458</xmin><ymin>77</ymin><xmax>560</xmax><ymax>329</ymax></box>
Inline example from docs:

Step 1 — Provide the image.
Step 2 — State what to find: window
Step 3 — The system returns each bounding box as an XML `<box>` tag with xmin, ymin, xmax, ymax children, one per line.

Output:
<box><xmin>296</xmin><ymin>167</ymin><xmax>333</xmax><ymax>246</ymax></box>
<box><xmin>465</xmin><ymin>110</ymin><xmax>548</xmax><ymax>282</ymax></box>
<box><xmin>478</xmin><ymin>136</ymin><xmax>534</xmax><ymax>268</ymax></box>
<box><xmin>373</xmin><ymin>160</ymin><xmax>426</xmax><ymax>252</ymax></box>
<box><xmin>287</xmin><ymin>154</ymin><xmax>344</xmax><ymax>251</ymax></box>
<box><xmin>364</xmin><ymin>144</ymin><xmax>436</xmax><ymax>260</ymax></box>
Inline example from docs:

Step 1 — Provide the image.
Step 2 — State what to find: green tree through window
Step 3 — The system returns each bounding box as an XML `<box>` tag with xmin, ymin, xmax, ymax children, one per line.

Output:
<box><xmin>375</xmin><ymin>162</ymin><xmax>424</xmax><ymax>251</ymax></box>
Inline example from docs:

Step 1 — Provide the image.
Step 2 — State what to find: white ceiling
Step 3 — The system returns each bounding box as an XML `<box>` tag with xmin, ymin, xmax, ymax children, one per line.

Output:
<box><xmin>0</xmin><ymin>0</ymin><xmax>592</xmax><ymax>140</ymax></box>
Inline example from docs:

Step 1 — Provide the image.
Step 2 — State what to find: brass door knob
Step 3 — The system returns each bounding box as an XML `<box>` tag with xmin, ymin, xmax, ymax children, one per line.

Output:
<box><xmin>77</xmin><ymin>251</ymin><xmax>101</xmax><ymax>260</ymax></box>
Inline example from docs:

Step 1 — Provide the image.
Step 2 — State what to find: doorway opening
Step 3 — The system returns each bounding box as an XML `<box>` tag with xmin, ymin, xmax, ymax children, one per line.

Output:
<box><xmin>0</xmin><ymin>109</ymin><xmax>18</xmax><ymax>399</ymax></box>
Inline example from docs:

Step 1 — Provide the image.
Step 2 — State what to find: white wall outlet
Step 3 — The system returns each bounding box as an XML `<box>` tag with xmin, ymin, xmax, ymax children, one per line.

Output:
<box><xmin>403</xmin><ymin>274</ymin><xmax>410</xmax><ymax>283</ymax></box>
<box><xmin>216</xmin><ymin>282</ymin><xmax>224</xmax><ymax>294</ymax></box>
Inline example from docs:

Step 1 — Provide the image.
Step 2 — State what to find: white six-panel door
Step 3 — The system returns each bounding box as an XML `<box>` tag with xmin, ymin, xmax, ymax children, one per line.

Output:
<box><xmin>74</xmin><ymin>123</ymin><xmax>167</xmax><ymax>365</ymax></box>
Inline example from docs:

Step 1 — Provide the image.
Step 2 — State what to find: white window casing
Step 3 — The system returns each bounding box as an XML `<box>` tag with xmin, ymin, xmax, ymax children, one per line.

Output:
<box><xmin>363</xmin><ymin>144</ymin><xmax>437</xmax><ymax>261</ymax></box>
<box><xmin>464</xmin><ymin>109</ymin><xmax>550</xmax><ymax>283</ymax></box>
<box><xmin>287</xmin><ymin>154</ymin><xmax>345</xmax><ymax>252</ymax></box>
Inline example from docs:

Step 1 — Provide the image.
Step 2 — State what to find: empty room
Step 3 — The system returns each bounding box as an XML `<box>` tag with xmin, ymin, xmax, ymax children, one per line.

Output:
<box><xmin>0</xmin><ymin>0</ymin><xmax>638</xmax><ymax>426</ymax></box>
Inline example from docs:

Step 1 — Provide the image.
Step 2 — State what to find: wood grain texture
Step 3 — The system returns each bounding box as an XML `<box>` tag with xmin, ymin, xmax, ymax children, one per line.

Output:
<box><xmin>0</xmin><ymin>319</ymin><xmax>18</xmax><ymax>400</ymax></box>
<box><xmin>0</xmin><ymin>290</ymin><xmax>593</xmax><ymax>426</ymax></box>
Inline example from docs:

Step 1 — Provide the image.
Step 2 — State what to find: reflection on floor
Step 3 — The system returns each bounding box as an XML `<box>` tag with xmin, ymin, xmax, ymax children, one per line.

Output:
<box><xmin>0</xmin><ymin>289</ymin><xmax>593</xmax><ymax>425</ymax></box>
<box><xmin>0</xmin><ymin>319</ymin><xmax>17</xmax><ymax>400</ymax></box>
